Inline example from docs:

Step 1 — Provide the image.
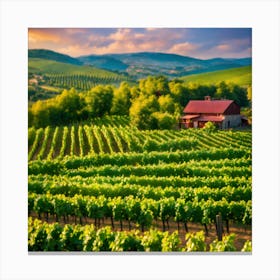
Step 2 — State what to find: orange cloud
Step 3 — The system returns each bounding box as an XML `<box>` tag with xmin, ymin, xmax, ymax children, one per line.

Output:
<box><xmin>167</xmin><ymin>42</ymin><xmax>199</xmax><ymax>56</ymax></box>
<box><xmin>28</xmin><ymin>29</ymin><xmax>61</xmax><ymax>44</ymax></box>
<box><xmin>216</xmin><ymin>44</ymin><xmax>231</xmax><ymax>51</ymax></box>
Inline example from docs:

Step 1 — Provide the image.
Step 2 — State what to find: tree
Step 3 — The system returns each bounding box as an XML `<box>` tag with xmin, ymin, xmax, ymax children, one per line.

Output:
<box><xmin>110</xmin><ymin>82</ymin><xmax>131</xmax><ymax>115</ymax></box>
<box><xmin>139</xmin><ymin>76</ymin><xmax>169</xmax><ymax>97</ymax></box>
<box><xmin>84</xmin><ymin>85</ymin><xmax>113</xmax><ymax>118</ymax></box>
<box><xmin>158</xmin><ymin>94</ymin><xmax>175</xmax><ymax>114</ymax></box>
<box><xmin>247</xmin><ymin>86</ymin><xmax>252</xmax><ymax>103</ymax></box>
<box><xmin>227</xmin><ymin>83</ymin><xmax>249</xmax><ymax>107</ymax></box>
<box><xmin>151</xmin><ymin>112</ymin><xmax>177</xmax><ymax>129</ymax></box>
<box><xmin>55</xmin><ymin>88</ymin><xmax>83</xmax><ymax>124</ymax></box>
<box><xmin>215</xmin><ymin>81</ymin><xmax>231</xmax><ymax>100</ymax></box>
<box><xmin>30</xmin><ymin>100</ymin><xmax>51</xmax><ymax>128</ymax></box>
<box><xmin>129</xmin><ymin>94</ymin><xmax>159</xmax><ymax>129</ymax></box>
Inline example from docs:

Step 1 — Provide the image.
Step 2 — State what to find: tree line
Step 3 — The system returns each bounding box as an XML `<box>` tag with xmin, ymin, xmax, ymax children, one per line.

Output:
<box><xmin>28</xmin><ymin>76</ymin><xmax>250</xmax><ymax>129</ymax></box>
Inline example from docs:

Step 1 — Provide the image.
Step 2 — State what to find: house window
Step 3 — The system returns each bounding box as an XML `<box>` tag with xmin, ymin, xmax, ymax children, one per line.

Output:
<box><xmin>228</xmin><ymin>121</ymin><xmax>230</xmax><ymax>128</ymax></box>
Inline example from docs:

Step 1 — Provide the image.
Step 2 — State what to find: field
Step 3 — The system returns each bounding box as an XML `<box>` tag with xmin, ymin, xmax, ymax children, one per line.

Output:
<box><xmin>28</xmin><ymin>58</ymin><xmax>134</xmax><ymax>95</ymax></box>
<box><xmin>28</xmin><ymin>116</ymin><xmax>252</xmax><ymax>252</ymax></box>
<box><xmin>181</xmin><ymin>66</ymin><xmax>252</xmax><ymax>87</ymax></box>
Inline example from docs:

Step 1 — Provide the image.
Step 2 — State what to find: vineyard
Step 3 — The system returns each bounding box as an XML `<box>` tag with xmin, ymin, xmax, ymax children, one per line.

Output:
<box><xmin>44</xmin><ymin>73</ymin><xmax>132</xmax><ymax>90</ymax></box>
<box><xmin>28</xmin><ymin>116</ymin><xmax>252</xmax><ymax>252</ymax></box>
<box><xmin>28</xmin><ymin>58</ymin><xmax>134</xmax><ymax>91</ymax></box>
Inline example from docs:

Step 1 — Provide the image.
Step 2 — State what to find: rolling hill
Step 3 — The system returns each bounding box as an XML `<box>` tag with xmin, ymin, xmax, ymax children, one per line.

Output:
<box><xmin>29</xmin><ymin>49</ymin><xmax>252</xmax><ymax>80</ymax></box>
<box><xmin>28</xmin><ymin>57</ymin><xmax>127</xmax><ymax>77</ymax></box>
<box><xmin>77</xmin><ymin>52</ymin><xmax>252</xmax><ymax>79</ymax></box>
<box><xmin>181</xmin><ymin>65</ymin><xmax>252</xmax><ymax>87</ymax></box>
<box><xmin>28</xmin><ymin>49</ymin><xmax>82</xmax><ymax>65</ymax></box>
<box><xmin>28</xmin><ymin>58</ymin><xmax>134</xmax><ymax>101</ymax></box>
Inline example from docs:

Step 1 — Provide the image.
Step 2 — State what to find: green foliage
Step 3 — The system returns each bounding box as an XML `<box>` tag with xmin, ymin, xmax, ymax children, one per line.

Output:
<box><xmin>210</xmin><ymin>234</ymin><xmax>236</xmax><ymax>252</ymax></box>
<box><xmin>139</xmin><ymin>76</ymin><xmax>169</xmax><ymax>96</ymax></box>
<box><xmin>141</xmin><ymin>229</ymin><xmax>164</xmax><ymax>251</ymax></box>
<box><xmin>182</xmin><ymin>66</ymin><xmax>252</xmax><ymax>87</ymax></box>
<box><xmin>158</xmin><ymin>94</ymin><xmax>176</xmax><ymax>113</ymax></box>
<box><xmin>28</xmin><ymin>218</ymin><xmax>48</xmax><ymax>251</ymax></box>
<box><xmin>84</xmin><ymin>85</ymin><xmax>113</xmax><ymax>118</ymax></box>
<box><xmin>60</xmin><ymin>224</ymin><xmax>84</xmax><ymax>251</ymax></box>
<box><xmin>92</xmin><ymin>227</ymin><xmax>115</xmax><ymax>251</ymax></box>
<box><xmin>151</xmin><ymin>112</ymin><xmax>177</xmax><ymax>130</ymax></box>
<box><xmin>184</xmin><ymin>231</ymin><xmax>206</xmax><ymax>252</ymax></box>
<box><xmin>161</xmin><ymin>231</ymin><xmax>181</xmax><ymax>252</ymax></box>
<box><xmin>110</xmin><ymin>230</ymin><xmax>143</xmax><ymax>251</ymax></box>
<box><xmin>129</xmin><ymin>94</ymin><xmax>159</xmax><ymax>129</ymax></box>
<box><xmin>29</xmin><ymin>71</ymin><xmax>250</xmax><ymax>129</ymax></box>
<box><xmin>241</xmin><ymin>240</ymin><xmax>252</xmax><ymax>252</ymax></box>
<box><xmin>214</xmin><ymin>81</ymin><xmax>248</xmax><ymax>107</ymax></box>
<box><xmin>203</xmin><ymin>121</ymin><xmax>217</xmax><ymax>133</ymax></box>
<box><xmin>82</xmin><ymin>224</ymin><xmax>97</xmax><ymax>251</ymax></box>
<box><xmin>111</xmin><ymin>82</ymin><xmax>132</xmax><ymax>115</ymax></box>
<box><xmin>29</xmin><ymin>218</ymin><xmax>247</xmax><ymax>252</ymax></box>
<box><xmin>247</xmin><ymin>86</ymin><xmax>252</xmax><ymax>102</ymax></box>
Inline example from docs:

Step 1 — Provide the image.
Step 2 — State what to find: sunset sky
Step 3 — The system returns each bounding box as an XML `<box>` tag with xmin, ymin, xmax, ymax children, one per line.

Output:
<box><xmin>28</xmin><ymin>28</ymin><xmax>252</xmax><ymax>59</ymax></box>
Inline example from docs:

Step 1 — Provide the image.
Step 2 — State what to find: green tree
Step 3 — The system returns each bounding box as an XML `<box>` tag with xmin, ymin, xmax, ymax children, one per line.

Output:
<box><xmin>158</xmin><ymin>94</ymin><xmax>175</xmax><ymax>114</ymax></box>
<box><xmin>84</xmin><ymin>85</ymin><xmax>113</xmax><ymax>118</ymax></box>
<box><xmin>151</xmin><ymin>112</ymin><xmax>177</xmax><ymax>129</ymax></box>
<box><xmin>247</xmin><ymin>86</ymin><xmax>252</xmax><ymax>102</ymax></box>
<box><xmin>30</xmin><ymin>100</ymin><xmax>51</xmax><ymax>128</ymax></box>
<box><xmin>129</xmin><ymin>94</ymin><xmax>159</xmax><ymax>129</ymax></box>
<box><xmin>54</xmin><ymin>88</ymin><xmax>84</xmax><ymax>124</ymax></box>
<box><xmin>215</xmin><ymin>81</ymin><xmax>231</xmax><ymax>100</ymax></box>
<box><xmin>139</xmin><ymin>76</ymin><xmax>169</xmax><ymax>97</ymax></box>
<box><xmin>110</xmin><ymin>82</ymin><xmax>131</xmax><ymax>115</ymax></box>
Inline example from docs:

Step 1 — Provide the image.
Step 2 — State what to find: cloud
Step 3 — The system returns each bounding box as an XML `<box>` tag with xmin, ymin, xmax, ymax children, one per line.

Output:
<box><xmin>28</xmin><ymin>28</ymin><xmax>252</xmax><ymax>58</ymax></box>
<box><xmin>167</xmin><ymin>42</ymin><xmax>200</xmax><ymax>56</ymax></box>
<box><xmin>216</xmin><ymin>44</ymin><xmax>231</xmax><ymax>51</ymax></box>
<box><xmin>29</xmin><ymin>29</ymin><xmax>61</xmax><ymax>44</ymax></box>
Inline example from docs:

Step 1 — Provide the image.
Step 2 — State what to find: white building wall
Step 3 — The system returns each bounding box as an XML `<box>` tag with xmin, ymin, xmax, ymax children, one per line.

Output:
<box><xmin>222</xmin><ymin>115</ymin><xmax>241</xmax><ymax>129</ymax></box>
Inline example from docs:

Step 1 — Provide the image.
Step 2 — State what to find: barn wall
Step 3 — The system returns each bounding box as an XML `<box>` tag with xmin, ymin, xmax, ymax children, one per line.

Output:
<box><xmin>222</xmin><ymin>115</ymin><xmax>242</xmax><ymax>129</ymax></box>
<box><xmin>224</xmin><ymin>102</ymin><xmax>240</xmax><ymax>115</ymax></box>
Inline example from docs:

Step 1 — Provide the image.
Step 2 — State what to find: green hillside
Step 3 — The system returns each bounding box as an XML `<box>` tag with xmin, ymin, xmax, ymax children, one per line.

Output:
<box><xmin>29</xmin><ymin>49</ymin><xmax>82</xmax><ymax>65</ymax></box>
<box><xmin>181</xmin><ymin>66</ymin><xmax>252</xmax><ymax>87</ymax></box>
<box><xmin>28</xmin><ymin>58</ymin><xmax>134</xmax><ymax>101</ymax></box>
<box><xmin>28</xmin><ymin>58</ymin><xmax>127</xmax><ymax>77</ymax></box>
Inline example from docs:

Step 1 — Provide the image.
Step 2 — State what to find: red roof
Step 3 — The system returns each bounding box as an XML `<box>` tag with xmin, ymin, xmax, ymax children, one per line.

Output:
<box><xmin>180</xmin><ymin>114</ymin><xmax>199</xmax><ymax>120</ymax></box>
<box><xmin>195</xmin><ymin>115</ymin><xmax>224</xmax><ymax>122</ymax></box>
<box><xmin>183</xmin><ymin>100</ymin><xmax>234</xmax><ymax>114</ymax></box>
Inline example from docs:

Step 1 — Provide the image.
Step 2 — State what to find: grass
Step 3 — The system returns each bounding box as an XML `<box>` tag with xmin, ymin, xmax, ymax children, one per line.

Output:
<box><xmin>181</xmin><ymin>66</ymin><xmax>252</xmax><ymax>87</ymax></box>
<box><xmin>40</xmin><ymin>85</ymin><xmax>62</xmax><ymax>93</ymax></box>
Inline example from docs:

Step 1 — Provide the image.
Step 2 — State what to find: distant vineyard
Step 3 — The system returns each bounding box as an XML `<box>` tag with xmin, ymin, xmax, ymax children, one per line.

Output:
<box><xmin>44</xmin><ymin>73</ymin><xmax>132</xmax><ymax>90</ymax></box>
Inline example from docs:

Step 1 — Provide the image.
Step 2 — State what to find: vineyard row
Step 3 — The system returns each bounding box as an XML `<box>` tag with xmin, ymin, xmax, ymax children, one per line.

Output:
<box><xmin>29</xmin><ymin>174</ymin><xmax>252</xmax><ymax>190</ymax></box>
<box><xmin>28</xmin><ymin>124</ymin><xmax>252</xmax><ymax>160</ymax></box>
<box><xmin>29</xmin><ymin>218</ymin><xmax>251</xmax><ymax>252</ymax></box>
<box><xmin>29</xmin><ymin>193</ymin><xmax>252</xmax><ymax>232</ymax></box>
<box><xmin>29</xmin><ymin>180</ymin><xmax>251</xmax><ymax>202</ymax></box>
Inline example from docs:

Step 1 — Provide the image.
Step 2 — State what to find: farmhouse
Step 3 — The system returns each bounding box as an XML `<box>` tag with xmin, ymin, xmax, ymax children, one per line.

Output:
<box><xmin>179</xmin><ymin>96</ymin><xmax>245</xmax><ymax>129</ymax></box>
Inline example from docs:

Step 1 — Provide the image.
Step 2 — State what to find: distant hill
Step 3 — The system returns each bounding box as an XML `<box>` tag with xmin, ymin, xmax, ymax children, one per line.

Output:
<box><xmin>181</xmin><ymin>65</ymin><xmax>252</xmax><ymax>87</ymax></box>
<box><xmin>78</xmin><ymin>55</ymin><xmax>128</xmax><ymax>71</ymax></box>
<box><xmin>29</xmin><ymin>49</ymin><xmax>82</xmax><ymax>65</ymax></box>
<box><xmin>28</xmin><ymin>49</ymin><xmax>252</xmax><ymax>80</ymax></box>
<box><xmin>28</xmin><ymin>58</ymin><xmax>132</xmax><ymax>80</ymax></box>
<box><xmin>77</xmin><ymin>52</ymin><xmax>251</xmax><ymax>79</ymax></box>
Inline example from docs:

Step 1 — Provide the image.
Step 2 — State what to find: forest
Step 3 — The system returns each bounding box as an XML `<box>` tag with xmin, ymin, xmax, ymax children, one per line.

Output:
<box><xmin>28</xmin><ymin>75</ymin><xmax>250</xmax><ymax>129</ymax></box>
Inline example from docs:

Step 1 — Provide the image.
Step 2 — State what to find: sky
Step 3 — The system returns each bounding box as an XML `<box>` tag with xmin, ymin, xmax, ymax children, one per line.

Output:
<box><xmin>28</xmin><ymin>28</ymin><xmax>252</xmax><ymax>59</ymax></box>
